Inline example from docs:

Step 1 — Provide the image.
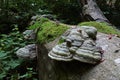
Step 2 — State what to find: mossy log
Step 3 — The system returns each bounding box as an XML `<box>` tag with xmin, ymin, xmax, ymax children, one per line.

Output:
<box><xmin>29</xmin><ymin>17</ymin><xmax>120</xmax><ymax>80</ymax></box>
<box><xmin>37</xmin><ymin>32</ymin><xmax>120</xmax><ymax>80</ymax></box>
<box><xmin>37</xmin><ymin>39</ymin><xmax>96</xmax><ymax>80</ymax></box>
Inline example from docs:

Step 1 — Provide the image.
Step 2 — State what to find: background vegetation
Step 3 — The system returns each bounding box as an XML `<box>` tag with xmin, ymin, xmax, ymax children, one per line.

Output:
<box><xmin>0</xmin><ymin>0</ymin><xmax>120</xmax><ymax>33</ymax></box>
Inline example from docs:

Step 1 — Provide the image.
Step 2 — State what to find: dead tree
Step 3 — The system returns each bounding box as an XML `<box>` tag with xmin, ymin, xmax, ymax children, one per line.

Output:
<box><xmin>80</xmin><ymin>0</ymin><xmax>112</xmax><ymax>25</ymax></box>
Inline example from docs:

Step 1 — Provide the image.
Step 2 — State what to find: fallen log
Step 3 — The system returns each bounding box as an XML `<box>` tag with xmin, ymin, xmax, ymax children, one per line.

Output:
<box><xmin>35</xmin><ymin>19</ymin><xmax>120</xmax><ymax>80</ymax></box>
<box><xmin>81</xmin><ymin>0</ymin><xmax>112</xmax><ymax>25</ymax></box>
<box><xmin>37</xmin><ymin>32</ymin><xmax>120</xmax><ymax>80</ymax></box>
<box><xmin>29</xmin><ymin>16</ymin><xmax>120</xmax><ymax>80</ymax></box>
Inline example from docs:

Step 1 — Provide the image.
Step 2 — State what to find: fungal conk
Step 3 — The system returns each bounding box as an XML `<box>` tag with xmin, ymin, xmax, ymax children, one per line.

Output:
<box><xmin>48</xmin><ymin>26</ymin><xmax>103</xmax><ymax>64</ymax></box>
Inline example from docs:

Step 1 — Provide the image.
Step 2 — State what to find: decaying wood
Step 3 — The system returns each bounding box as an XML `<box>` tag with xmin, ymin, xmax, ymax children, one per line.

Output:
<box><xmin>37</xmin><ymin>1</ymin><xmax>120</xmax><ymax>80</ymax></box>
<box><xmin>81</xmin><ymin>0</ymin><xmax>111</xmax><ymax>25</ymax></box>
<box><xmin>37</xmin><ymin>32</ymin><xmax>120</xmax><ymax>80</ymax></box>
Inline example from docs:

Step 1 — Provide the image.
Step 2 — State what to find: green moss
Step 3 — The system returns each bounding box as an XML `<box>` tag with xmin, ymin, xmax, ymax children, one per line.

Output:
<box><xmin>29</xmin><ymin>18</ymin><xmax>49</xmax><ymax>29</ymax></box>
<box><xmin>78</xmin><ymin>21</ymin><xmax>120</xmax><ymax>36</ymax></box>
<box><xmin>29</xmin><ymin>18</ymin><xmax>69</xmax><ymax>43</ymax></box>
<box><xmin>58</xmin><ymin>38</ymin><xmax>65</xmax><ymax>44</ymax></box>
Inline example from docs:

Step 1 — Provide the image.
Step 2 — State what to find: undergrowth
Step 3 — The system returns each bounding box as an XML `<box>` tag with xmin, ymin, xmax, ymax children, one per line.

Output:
<box><xmin>0</xmin><ymin>25</ymin><xmax>38</xmax><ymax>80</ymax></box>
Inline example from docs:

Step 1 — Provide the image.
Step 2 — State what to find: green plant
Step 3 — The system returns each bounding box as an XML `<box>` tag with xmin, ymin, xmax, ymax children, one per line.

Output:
<box><xmin>19</xmin><ymin>68</ymin><xmax>37</xmax><ymax>79</ymax></box>
<box><xmin>58</xmin><ymin>38</ymin><xmax>65</xmax><ymax>44</ymax></box>
<box><xmin>0</xmin><ymin>25</ymin><xmax>37</xmax><ymax>80</ymax></box>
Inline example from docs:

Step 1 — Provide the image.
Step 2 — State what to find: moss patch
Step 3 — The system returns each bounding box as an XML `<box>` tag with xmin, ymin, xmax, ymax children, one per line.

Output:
<box><xmin>58</xmin><ymin>38</ymin><xmax>65</xmax><ymax>44</ymax></box>
<box><xmin>29</xmin><ymin>18</ymin><xmax>69</xmax><ymax>43</ymax></box>
<box><xmin>78</xmin><ymin>21</ymin><xmax>120</xmax><ymax>36</ymax></box>
<box><xmin>29</xmin><ymin>18</ymin><xmax>49</xmax><ymax>29</ymax></box>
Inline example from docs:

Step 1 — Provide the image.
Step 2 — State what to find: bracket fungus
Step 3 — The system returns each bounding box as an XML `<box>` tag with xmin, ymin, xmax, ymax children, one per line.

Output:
<box><xmin>16</xmin><ymin>44</ymin><xmax>36</xmax><ymax>59</ymax></box>
<box><xmin>48</xmin><ymin>42</ymin><xmax>73</xmax><ymax>61</ymax></box>
<box><xmin>23</xmin><ymin>30</ymin><xmax>35</xmax><ymax>40</ymax></box>
<box><xmin>48</xmin><ymin>26</ymin><xmax>103</xmax><ymax>64</ymax></box>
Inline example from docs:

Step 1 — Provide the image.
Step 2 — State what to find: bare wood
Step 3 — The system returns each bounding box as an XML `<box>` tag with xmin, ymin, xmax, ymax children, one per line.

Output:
<box><xmin>81</xmin><ymin>0</ymin><xmax>111</xmax><ymax>25</ymax></box>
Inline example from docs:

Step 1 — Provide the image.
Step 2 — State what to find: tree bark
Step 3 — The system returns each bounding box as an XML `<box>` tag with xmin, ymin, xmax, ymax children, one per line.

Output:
<box><xmin>37</xmin><ymin>33</ymin><xmax>120</xmax><ymax>80</ymax></box>
<box><xmin>37</xmin><ymin>39</ymin><xmax>96</xmax><ymax>80</ymax></box>
<box><xmin>81</xmin><ymin>0</ymin><xmax>111</xmax><ymax>25</ymax></box>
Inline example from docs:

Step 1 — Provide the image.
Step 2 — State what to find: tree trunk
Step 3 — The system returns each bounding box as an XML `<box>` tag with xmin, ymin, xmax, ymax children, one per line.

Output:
<box><xmin>37</xmin><ymin>39</ymin><xmax>95</xmax><ymax>80</ymax></box>
<box><xmin>81</xmin><ymin>0</ymin><xmax>111</xmax><ymax>25</ymax></box>
<box><xmin>37</xmin><ymin>33</ymin><xmax>120</xmax><ymax>80</ymax></box>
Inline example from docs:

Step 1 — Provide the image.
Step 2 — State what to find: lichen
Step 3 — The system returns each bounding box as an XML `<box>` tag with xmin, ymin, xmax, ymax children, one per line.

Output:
<box><xmin>29</xmin><ymin>18</ymin><xmax>69</xmax><ymax>43</ymax></box>
<box><xmin>78</xmin><ymin>21</ymin><xmax>120</xmax><ymax>36</ymax></box>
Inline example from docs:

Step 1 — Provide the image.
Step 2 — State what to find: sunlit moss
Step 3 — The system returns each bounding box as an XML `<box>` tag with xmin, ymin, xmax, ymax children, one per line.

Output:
<box><xmin>29</xmin><ymin>18</ymin><xmax>69</xmax><ymax>43</ymax></box>
<box><xmin>78</xmin><ymin>21</ymin><xmax>120</xmax><ymax>36</ymax></box>
<box><xmin>29</xmin><ymin>18</ymin><xmax>49</xmax><ymax>29</ymax></box>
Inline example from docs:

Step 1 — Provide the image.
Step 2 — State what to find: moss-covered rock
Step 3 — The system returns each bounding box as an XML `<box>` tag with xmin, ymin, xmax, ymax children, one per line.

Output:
<box><xmin>78</xmin><ymin>21</ymin><xmax>120</xmax><ymax>36</ymax></box>
<box><xmin>29</xmin><ymin>18</ymin><xmax>69</xmax><ymax>43</ymax></box>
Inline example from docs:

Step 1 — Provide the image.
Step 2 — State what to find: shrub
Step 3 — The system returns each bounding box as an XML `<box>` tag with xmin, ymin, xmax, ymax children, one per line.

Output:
<box><xmin>0</xmin><ymin>25</ymin><xmax>37</xmax><ymax>80</ymax></box>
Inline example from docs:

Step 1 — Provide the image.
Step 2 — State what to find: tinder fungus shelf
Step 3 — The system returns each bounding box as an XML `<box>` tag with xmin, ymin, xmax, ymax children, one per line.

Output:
<box><xmin>48</xmin><ymin>26</ymin><xmax>103</xmax><ymax>64</ymax></box>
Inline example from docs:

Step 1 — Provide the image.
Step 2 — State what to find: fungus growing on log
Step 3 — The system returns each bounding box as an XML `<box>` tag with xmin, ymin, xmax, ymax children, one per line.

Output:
<box><xmin>48</xmin><ymin>26</ymin><xmax>103</xmax><ymax>64</ymax></box>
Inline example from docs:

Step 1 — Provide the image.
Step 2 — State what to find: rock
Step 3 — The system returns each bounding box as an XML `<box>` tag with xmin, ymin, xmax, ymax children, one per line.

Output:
<box><xmin>16</xmin><ymin>44</ymin><xmax>36</xmax><ymax>59</ymax></box>
<box><xmin>48</xmin><ymin>27</ymin><xmax>102</xmax><ymax>64</ymax></box>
